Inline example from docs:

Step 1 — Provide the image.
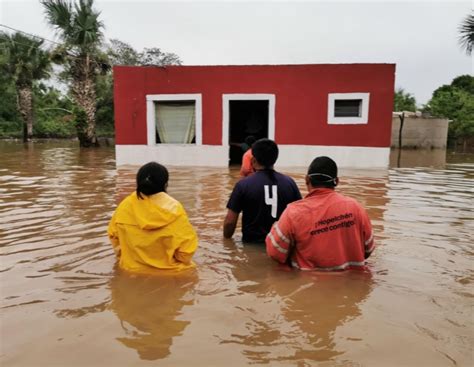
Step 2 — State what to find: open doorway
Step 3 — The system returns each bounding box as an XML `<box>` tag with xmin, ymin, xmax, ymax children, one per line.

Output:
<box><xmin>228</xmin><ymin>100</ymin><xmax>269</xmax><ymax>165</ymax></box>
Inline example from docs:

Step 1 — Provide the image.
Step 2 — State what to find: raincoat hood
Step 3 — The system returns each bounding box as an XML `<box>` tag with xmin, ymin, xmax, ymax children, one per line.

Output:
<box><xmin>115</xmin><ymin>192</ymin><xmax>184</xmax><ymax>230</ymax></box>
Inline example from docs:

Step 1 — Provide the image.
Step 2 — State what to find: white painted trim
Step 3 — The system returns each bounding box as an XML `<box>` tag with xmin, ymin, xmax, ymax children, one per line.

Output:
<box><xmin>328</xmin><ymin>93</ymin><xmax>370</xmax><ymax>125</ymax></box>
<box><xmin>146</xmin><ymin>94</ymin><xmax>202</xmax><ymax>145</ymax></box>
<box><xmin>115</xmin><ymin>144</ymin><xmax>390</xmax><ymax>168</ymax></box>
<box><xmin>277</xmin><ymin>145</ymin><xmax>389</xmax><ymax>168</ymax></box>
<box><xmin>115</xmin><ymin>144</ymin><xmax>228</xmax><ymax>166</ymax></box>
<box><xmin>222</xmin><ymin>94</ymin><xmax>276</xmax><ymax>145</ymax></box>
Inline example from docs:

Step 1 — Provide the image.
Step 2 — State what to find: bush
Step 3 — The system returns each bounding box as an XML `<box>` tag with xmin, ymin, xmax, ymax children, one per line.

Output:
<box><xmin>34</xmin><ymin>118</ymin><xmax>76</xmax><ymax>138</ymax></box>
<box><xmin>0</xmin><ymin>120</ymin><xmax>23</xmax><ymax>138</ymax></box>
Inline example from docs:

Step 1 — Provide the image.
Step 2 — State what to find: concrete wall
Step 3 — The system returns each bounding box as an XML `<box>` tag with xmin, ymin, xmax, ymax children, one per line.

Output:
<box><xmin>391</xmin><ymin>116</ymin><xmax>449</xmax><ymax>149</ymax></box>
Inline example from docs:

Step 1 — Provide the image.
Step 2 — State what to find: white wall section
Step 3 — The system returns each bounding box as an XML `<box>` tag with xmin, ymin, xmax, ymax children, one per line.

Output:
<box><xmin>116</xmin><ymin>144</ymin><xmax>389</xmax><ymax>168</ymax></box>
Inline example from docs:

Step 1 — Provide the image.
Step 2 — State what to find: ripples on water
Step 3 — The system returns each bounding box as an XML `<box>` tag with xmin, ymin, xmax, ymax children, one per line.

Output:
<box><xmin>0</xmin><ymin>142</ymin><xmax>472</xmax><ymax>366</ymax></box>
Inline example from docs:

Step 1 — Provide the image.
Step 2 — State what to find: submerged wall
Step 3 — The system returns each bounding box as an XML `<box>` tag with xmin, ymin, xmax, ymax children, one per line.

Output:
<box><xmin>391</xmin><ymin>115</ymin><xmax>449</xmax><ymax>149</ymax></box>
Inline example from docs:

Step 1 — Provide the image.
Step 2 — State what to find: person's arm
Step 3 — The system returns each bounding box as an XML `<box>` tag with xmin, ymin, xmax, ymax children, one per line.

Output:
<box><xmin>360</xmin><ymin>207</ymin><xmax>375</xmax><ymax>259</ymax></box>
<box><xmin>240</xmin><ymin>151</ymin><xmax>254</xmax><ymax>177</ymax></box>
<box><xmin>223</xmin><ymin>209</ymin><xmax>239</xmax><ymax>238</ymax></box>
<box><xmin>107</xmin><ymin>212</ymin><xmax>121</xmax><ymax>258</ymax></box>
<box><xmin>174</xmin><ymin>213</ymin><xmax>198</xmax><ymax>265</ymax></box>
<box><xmin>292</xmin><ymin>178</ymin><xmax>302</xmax><ymax>200</ymax></box>
<box><xmin>266</xmin><ymin>208</ymin><xmax>294</xmax><ymax>264</ymax></box>
<box><xmin>223</xmin><ymin>183</ymin><xmax>243</xmax><ymax>238</ymax></box>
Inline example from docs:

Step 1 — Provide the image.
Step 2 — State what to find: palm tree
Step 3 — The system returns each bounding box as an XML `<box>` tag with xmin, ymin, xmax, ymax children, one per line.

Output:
<box><xmin>459</xmin><ymin>12</ymin><xmax>474</xmax><ymax>55</ymax></box>
<box><xmin>41</xmin><ymin>0</ymin><xmax>109</xmax><ymax>147</ymax></box>
<box><xmin>0</xmin><ymin>32</ymin><xmax>51</xmax><ymax>142</ymax></box>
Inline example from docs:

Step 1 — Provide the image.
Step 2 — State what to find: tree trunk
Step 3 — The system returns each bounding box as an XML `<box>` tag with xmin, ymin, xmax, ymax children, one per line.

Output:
<box><xmin>398</xmin><ymin>112</ymin><xmax>405</xmax><ymax>149</ymax></box>
<box><xmin>17</xmin><ymin>86</ymin><xmax>34</xmax><ymax>142</ymax></box>
<box><xmin>397</xmin><ymin>112</ymin><xmax>405</xmax><ymax>167</ymax></box>
<box><xmin>72</xmin><ymin>57</ymin><xmax>100</xmax><ymax>148</ymax></box>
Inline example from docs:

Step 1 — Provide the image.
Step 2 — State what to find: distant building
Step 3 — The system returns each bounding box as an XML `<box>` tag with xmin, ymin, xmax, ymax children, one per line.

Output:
<box><xmin>113</xmin><ymin>64</ymin><xmax>395</xmax><ymax>167</ymax></box>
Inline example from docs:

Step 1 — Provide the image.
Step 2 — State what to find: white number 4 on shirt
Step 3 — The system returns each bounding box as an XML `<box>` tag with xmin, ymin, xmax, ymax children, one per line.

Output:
<box><xmin>264</xmin><ymin>185</ymin><xmax>278</xmax><ymax>218</ymax></box>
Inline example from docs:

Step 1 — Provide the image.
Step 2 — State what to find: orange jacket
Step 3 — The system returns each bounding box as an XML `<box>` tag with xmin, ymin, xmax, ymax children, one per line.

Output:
<box><xmin>240</xmin><ymin>149</ymin><xmax>255</xmax><ymax>177</ymax></box>
<box><xmin>266</xmin><ymin>188</ymin><xmax>374</xmax><ymax>270</ymax></box>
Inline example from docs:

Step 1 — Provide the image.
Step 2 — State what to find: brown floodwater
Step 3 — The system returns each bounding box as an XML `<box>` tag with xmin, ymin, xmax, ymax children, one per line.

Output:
<box><xmin>1</xmin><ymin>141</ymin><xmax>473</xmax><ymax>366</ymax></box>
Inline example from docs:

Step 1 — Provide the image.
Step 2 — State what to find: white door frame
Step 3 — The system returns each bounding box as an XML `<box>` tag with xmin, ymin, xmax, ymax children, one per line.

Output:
<box><xmin>222</xmin><ymin>94</ymin><xmax>276</xmax><ymax>145</ymax></box>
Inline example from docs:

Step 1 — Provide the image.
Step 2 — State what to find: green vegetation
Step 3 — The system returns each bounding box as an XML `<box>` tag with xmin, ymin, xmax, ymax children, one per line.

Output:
<box><xmin>0</xmin><ymin>31</ymin><xmax>51</xmax><ymax>141</ymax></box>
<box><xmin>394</xmin><ymin>88</ymin><xmax>417</xmax><ymax>112</ymax></box>
<box><xmin>424</xmin><ymin>75</ymin><xmax>474</xmax><ymax>145</ymax></box>
<box><xmin>42</xmin><ymin>0</ymin><xmax>109</xmax><ymax>147</ymax></box>
<box><xmin>0</xmin><ymin>0</ymin><xmax>180</xmax><ymax>142</ymax></box>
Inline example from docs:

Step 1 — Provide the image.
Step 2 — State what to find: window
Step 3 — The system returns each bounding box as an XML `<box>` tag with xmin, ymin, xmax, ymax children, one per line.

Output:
<box><xmin>146</xmin><ymin>94</ymin><xmax>202</xmax><ymax>145</ymax></box>
<box><xmin>334</xmin><ymin>99</ymin><xmax>362</xmax><ymax>117</ymax></box>
<box><xmin>155</xmin><ymin>101</ymin><xmax>196</xmax><ymax>144</ymax></box>
<box><xmin>328</xmin><ymin>93</ymin><xmax>370</xmax><ymax>124</ymax></box>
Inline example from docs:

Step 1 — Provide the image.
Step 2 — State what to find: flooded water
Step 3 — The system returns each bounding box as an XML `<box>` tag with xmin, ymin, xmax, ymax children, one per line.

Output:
<box><xmin>1</xmin><ymin>141</ymin><xmax>473</xmax><ymax>366</ymax></box>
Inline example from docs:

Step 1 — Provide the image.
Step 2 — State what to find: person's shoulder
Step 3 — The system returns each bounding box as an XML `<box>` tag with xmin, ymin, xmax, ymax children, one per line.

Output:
<box><xmin>274</xmin><ymin>171</ymin><xmax>296</xmax><ymax>182</ymax></box>
<box><xmin>285</xmin><ymin>196</ymin><xmax>306</xmax><ymax>211</ymax></box>
<box><xmin>335</xmin><ymin>192</ymin><xmax>366</xmax><ymax>209</ymax></box>
<box><xmin>275</xmin><ymin>172</ymin><xmax>300</xmax><ymax>189</ymax></box>
<box><xmin>151</xmin><ymin>192</ymin><xmax>184</xmax><ymax>213</ymax></box>
<box><xmin>238</xmin><ymin>171</ymin><xmax>261</xmax><ymax>185</ymax></box>
<box><xmin>118</xmin><ymin>192</ymin><xmax>138</xmax><ymax>209</ymax></box>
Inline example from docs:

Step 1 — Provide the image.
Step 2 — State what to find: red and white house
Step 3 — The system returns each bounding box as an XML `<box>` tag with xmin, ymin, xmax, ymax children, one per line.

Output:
<box><xmin>113</xmin><ymin>64</ymin><xmax>395</xmax><ymax>168</ymax></box>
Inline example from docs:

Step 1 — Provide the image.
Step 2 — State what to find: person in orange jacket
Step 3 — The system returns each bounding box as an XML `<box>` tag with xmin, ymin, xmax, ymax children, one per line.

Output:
<box><xmin>239</xmin><ymin>136</ymin><xmax>256</xmax><ymax>177</ymax></box>
<box><xmin>266</xmin><ymin>156</ymin><xmax>375</xmax><ymax>271</ymax></box>
<box><xmin>108</xmin><ymin>162</ymin><xmax>198</xmax><ymax>273</ymax></box>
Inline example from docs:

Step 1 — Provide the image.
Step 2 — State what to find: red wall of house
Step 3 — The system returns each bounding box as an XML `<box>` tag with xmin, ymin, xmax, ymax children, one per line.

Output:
<box><xmin>114</xmin><ymin>64</ymin><xmax>395</xmax><ymax>147</ymax></box>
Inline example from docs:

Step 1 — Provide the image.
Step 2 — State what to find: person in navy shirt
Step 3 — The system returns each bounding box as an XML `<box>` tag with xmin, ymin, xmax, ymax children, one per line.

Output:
<box><xmin>223</xmin><ymin>139</ymin><xmax>302</xmax><ymax>243</ymax></box>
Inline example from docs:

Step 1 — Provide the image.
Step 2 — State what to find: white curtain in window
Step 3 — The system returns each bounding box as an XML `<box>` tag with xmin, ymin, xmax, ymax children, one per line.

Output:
<box><xmin>155</xmin><ymin>102</ymin><xmax>196</xmax><ymax>143</ymax></box>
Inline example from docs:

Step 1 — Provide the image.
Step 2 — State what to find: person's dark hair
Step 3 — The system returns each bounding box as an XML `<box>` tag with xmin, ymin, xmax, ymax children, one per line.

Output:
<box><xmin>244</xmin><ymin>135</ymin><xmax>256</xmax><ymax>146</ymax></box>
<box><xmin>136</xmin><ymin>162</ymin><xmax>169</xmax><ymax>199</ymax></box>
<box><xmin>251</xmin><ymin>138</ymin><xmax>279</xmax><ymax>168</ymax></box>
<box><xmin>307</xmin><ymin>156</ymin><xmax>338</xmax><ymax>188</ymax></box>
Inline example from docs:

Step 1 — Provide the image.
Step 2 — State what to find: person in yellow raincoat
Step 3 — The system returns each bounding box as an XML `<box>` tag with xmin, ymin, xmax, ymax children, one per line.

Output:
<box><xmin>108</xmin><ymin>162</ymin><xmax>198</xmax><ymax>273</ymax></box>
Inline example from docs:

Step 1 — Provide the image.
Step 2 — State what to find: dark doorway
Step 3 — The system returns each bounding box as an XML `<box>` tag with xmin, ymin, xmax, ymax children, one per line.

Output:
<box><xmin>229</xmin><ymin>100</ymin><xmax>269</xmax><ymax>165</ymax></box>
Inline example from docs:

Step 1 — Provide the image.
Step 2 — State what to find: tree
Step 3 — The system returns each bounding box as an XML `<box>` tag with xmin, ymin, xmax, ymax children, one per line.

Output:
<box><xmin>105</xmin><ymin>39</ymin><xmax>182</xmax><ymax>66</ymax></box>
<box><xmin>105</xmin><ymin>39</ymin><xmax>140</xmax><ymax>66</ymax></box>
<box><xmin>98</xmin><ymin>39</ymin><xmax>182</xmax><ymax>133</ymax></box>
<box><xmin>0</xmin><ymin>31</ymin><xmax>51</xmax><ymax>141</ymax></box>
<box><xmin>139</xmin><ymin>47</ymin><xmax>182</xmax><ymax>66</ymax></box>
<box><xmin>42</xmin><ymin>0</ymin><xmax>109</xmax><ymax>147</ymax></box>
<box><xmin>393</xmin><ymin>88</ymin><xmax>416</xmax><ymax>112</ymax></box>
<box><xmin>459</xmin><ymin>12</ymin><xmax>474</xmax><ymax>55</ymax></box>
<box><xmin>425</xmin><ymin>75</ymin><xmax>474</xmax><ymax>148</ymax></box>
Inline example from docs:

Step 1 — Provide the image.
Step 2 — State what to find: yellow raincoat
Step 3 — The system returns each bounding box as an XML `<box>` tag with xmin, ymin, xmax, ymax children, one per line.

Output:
<box><xmin>108</xmin><ymin>192</ymin><xmax>198</xmax><ymax>273</ymax></box>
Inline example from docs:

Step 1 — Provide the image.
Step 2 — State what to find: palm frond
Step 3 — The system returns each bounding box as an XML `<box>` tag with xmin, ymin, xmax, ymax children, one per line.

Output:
<box><xmin>41</xmin><ymin>0</ymin><xmax>74</xmax><ymax>42</ymax></box>
<box><xmin>72</xmin><ymin>0</ymin><xmax>104</xmax><ymax>49</ymax></box>
<box><xmin>459</xmin><ymin>12</ymin><xmax>474</xmax><ymax>55</ymax></box>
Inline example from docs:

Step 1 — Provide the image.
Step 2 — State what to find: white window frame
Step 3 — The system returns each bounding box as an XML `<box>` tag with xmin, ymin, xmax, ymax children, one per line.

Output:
<box><xmin>328</xmin><ymin>93</ymin><xmax>370</xmax><ymax>125</ymax></box>
<box><xmin>146</xmin><ymin>94</ymin><xmax>202</xmax><ymax>145</ymax></box>
<box><xmin>222</xmin><ymin>94</ymin><xmax>275</xmax><ymax>145</ymax></box>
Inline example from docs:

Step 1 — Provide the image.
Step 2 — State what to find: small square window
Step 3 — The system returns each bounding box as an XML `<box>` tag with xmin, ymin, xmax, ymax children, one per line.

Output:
<box><xmin>328</xmin><ymin>93</ymin><xmax>370</xmax><ymax>124</ymax></box>
<box><xmin>334</xmin><ymin>99</ymin><xmax>362</xmax><ymax>117</ymax></box>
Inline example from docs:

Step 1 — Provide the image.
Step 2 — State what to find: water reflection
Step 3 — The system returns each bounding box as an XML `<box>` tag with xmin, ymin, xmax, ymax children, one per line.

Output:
<box><xmin>222</xmin><ymin>240</ymin><xmax>373</xmax><ymax>364</ymax></box>
<box><xmin>109</xmin><ymin>268</ymin><xmax>198</xmax><ymax>361</ymax></box>
<box><xmin>390</xmin><ymin>148</ymin><xmax>447</xmax><ymax>168</ymax></box>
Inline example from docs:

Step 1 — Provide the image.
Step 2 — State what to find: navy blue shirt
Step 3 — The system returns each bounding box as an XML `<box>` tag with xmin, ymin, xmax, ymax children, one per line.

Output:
<box><xmin>226</xmin><ymin>169</ymin><xmax>302</xmax><ymax>243</ymax></box>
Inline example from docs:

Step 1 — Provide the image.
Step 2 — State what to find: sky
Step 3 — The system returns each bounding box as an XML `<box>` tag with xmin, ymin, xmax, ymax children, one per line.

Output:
<box><xmin>1</xmin><ymin>0</ymin><xmax>472</xmax><ymax>105</ymax></box>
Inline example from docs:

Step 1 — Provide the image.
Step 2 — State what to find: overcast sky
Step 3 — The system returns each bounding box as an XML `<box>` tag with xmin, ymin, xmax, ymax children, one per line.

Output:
<box><xmin>1</xmin><ymin>0</ymin><xmax>472</xmax><ymax>104</ymax></box>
